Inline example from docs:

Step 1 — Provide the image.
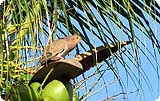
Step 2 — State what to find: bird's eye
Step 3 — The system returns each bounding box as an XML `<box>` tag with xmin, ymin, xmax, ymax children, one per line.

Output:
<box><xmin>76</xmin><ymin>36</ymin><xmax>79</xmax><ymax>39</ymax></box>
<box><xmin>74</xmin><ymin>36</ymin><xmax>79</xmax><ymax>39</ymax></box>
<box><xmin>72</xmin><ymin>36</ymin><xmax>79</xmax><ymax>40</ymax></box>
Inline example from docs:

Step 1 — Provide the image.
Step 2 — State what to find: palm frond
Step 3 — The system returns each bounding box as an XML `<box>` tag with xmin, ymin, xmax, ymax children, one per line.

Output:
<box><xmin>0</xmin><ymin>0</ymin><xmax>160</xmax><ymax>100</ymax></box>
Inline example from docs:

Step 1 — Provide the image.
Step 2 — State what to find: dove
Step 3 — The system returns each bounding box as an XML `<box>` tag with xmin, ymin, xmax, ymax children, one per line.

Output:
<box><xmin>39</xmin><ymin>34</ymin><xmax>81</xmax><ymax>66</ymax></box>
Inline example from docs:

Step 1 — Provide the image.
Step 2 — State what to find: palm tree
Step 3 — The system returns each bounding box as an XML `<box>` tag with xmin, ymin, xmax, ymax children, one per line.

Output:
<box><xmin>0</xmin><ymin>0</ymin><xmax>160</xmax><ymax>100</ymax></box>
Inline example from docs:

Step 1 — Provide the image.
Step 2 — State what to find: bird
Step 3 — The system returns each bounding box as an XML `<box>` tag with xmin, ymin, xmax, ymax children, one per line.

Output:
<box><xmin>39</xmin><ymin>34</ymin><xmax>81</xmax><ymax>66</ymax></box>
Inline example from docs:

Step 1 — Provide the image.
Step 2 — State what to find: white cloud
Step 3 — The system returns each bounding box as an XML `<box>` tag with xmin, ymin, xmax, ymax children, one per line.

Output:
<box><xmin>155</xmin><ymin>96</ymin><xmax>160</xmax><ymax>101</ymax></box>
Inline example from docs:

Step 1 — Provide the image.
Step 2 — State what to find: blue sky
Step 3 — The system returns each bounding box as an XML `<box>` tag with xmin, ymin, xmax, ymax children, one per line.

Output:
<box><xmin>1</xmin><ymin>1</ymin><xmax>160</xmax><ymax>101</ymax></box>
<box><xmin>21</xmin><ymin>1</ymin><xmax>160</xmax><ymax>101</ymax></box>
<box><xmin>154</xmin><ymin>0</ymin><xmax>160</xmax><ymax>97</ymax></box>
<box><xmin>70</xmin><ymin>1</ymin><xmax>160</xmax><ymax>101</ymax></box>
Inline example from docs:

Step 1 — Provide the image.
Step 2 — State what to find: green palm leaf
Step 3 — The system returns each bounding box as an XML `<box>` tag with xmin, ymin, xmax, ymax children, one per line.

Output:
<box><xmin>0</xmin><ymin>0</ymin><xmax>160</xmax><ymax>100</ymax></box>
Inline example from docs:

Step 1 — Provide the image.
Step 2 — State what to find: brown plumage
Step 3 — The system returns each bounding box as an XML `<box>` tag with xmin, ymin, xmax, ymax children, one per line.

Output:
<box><xmin>39</xmin><ymin>34</ymin><xmax>81</xmax><ymax>65</ymax></box>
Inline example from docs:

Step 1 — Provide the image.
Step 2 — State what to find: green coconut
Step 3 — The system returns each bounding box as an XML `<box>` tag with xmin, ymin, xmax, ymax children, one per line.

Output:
<box><xmin>30</xmin><ymin>82</ymin><xmax>40</xmax><ymax>91</ymax></box>
<box><xmin>42</xmin><ymin>96</ymin><xmax>56</xmax><ymax>101</ymax></box>
<box><xmin>42</xmin><ymin>80</ymin><xmax>73</xmax><ymax>101</ymax></box>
